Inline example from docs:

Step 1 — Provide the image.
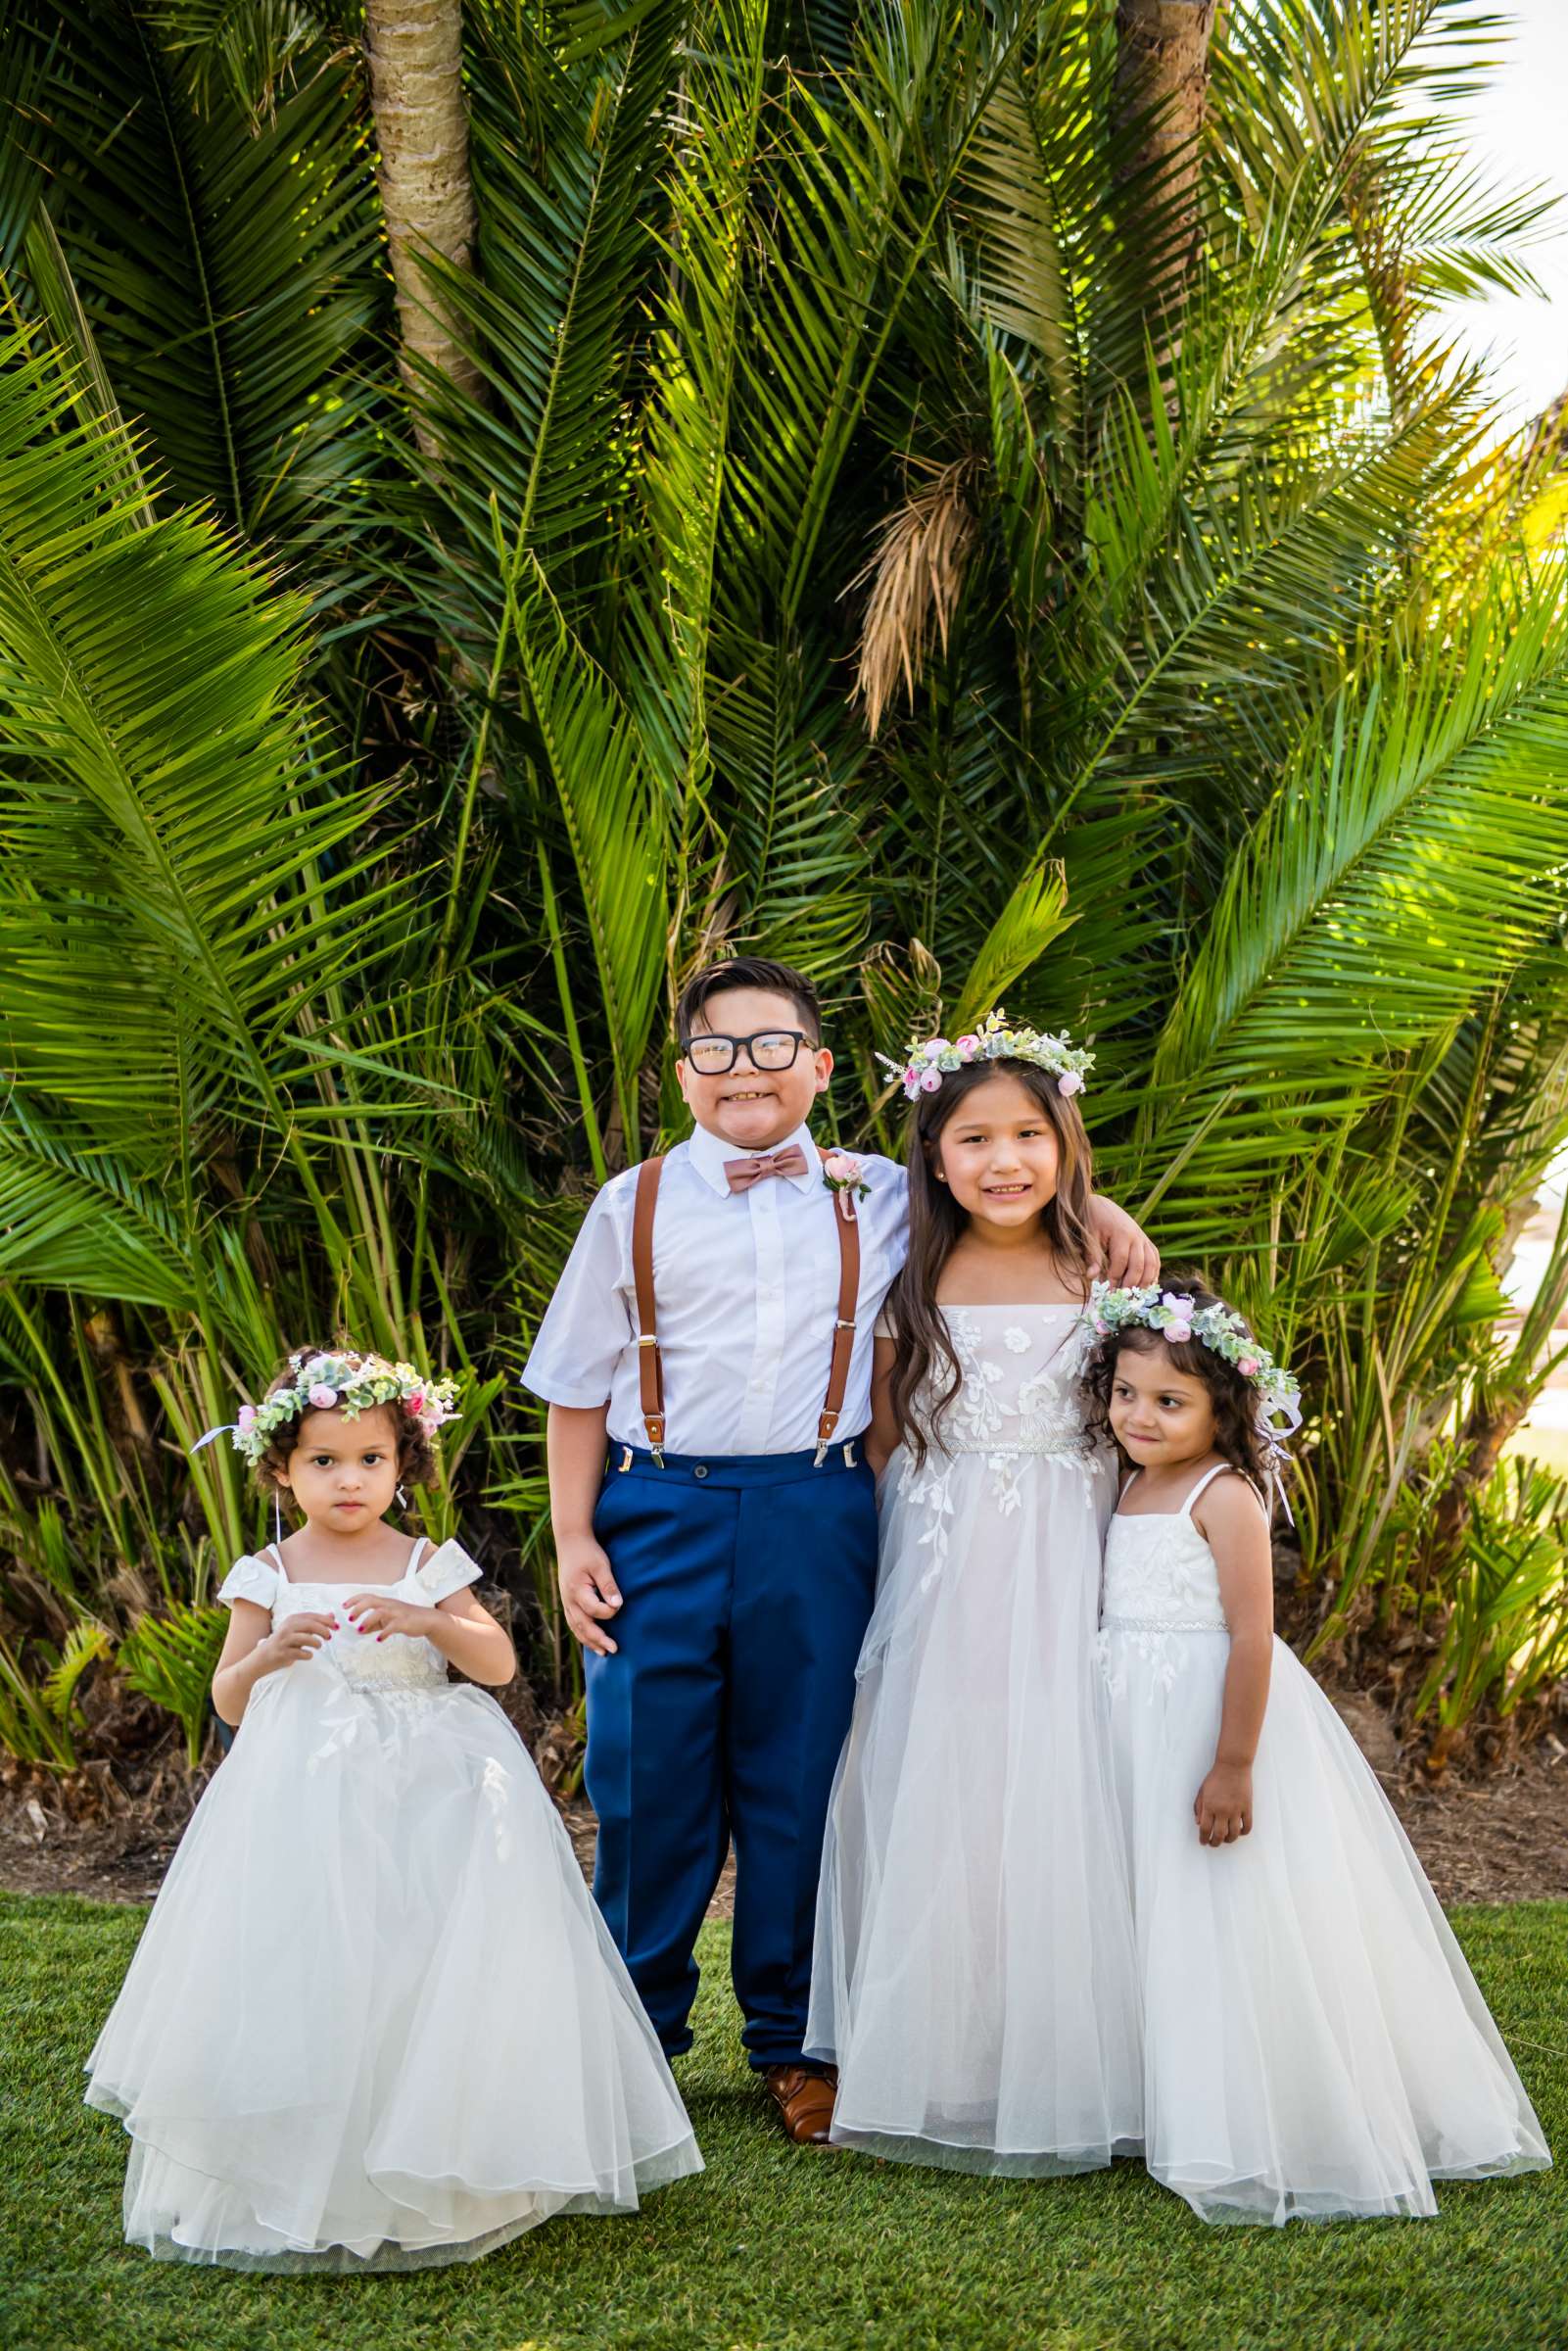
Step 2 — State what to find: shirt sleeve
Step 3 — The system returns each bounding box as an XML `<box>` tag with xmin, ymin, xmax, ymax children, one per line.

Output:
<box><xmin>414</xmin><ymin>1540</ymin><xmax>484</xmax><ymax>1607</ymax></box>
<box><xmin>217</xmin><ymin>1555</ymin><xmax>279</xmax><ymax>1611</ymax></box>
<box><xmin>519</xmin><ymin>1181</ymin><xmax>636</xmax><ymax>1409</ymax></box>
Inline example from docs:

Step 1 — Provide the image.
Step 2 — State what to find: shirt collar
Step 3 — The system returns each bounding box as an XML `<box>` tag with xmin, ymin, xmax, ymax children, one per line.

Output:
<box><xmin>686</xmin><ymin>1120</ymin><xmax>821</xmax><ymax>1198</ymax></box>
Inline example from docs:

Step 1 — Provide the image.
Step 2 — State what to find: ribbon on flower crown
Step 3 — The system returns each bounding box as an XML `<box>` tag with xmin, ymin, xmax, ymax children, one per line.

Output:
<box><xmin>1257</xmin><ymin>1392</ymin><xmax>1304</xmax><ymax>1528</ymax></box>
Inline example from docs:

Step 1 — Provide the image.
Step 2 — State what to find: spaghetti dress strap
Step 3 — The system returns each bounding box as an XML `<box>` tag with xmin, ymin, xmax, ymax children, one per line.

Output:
<box><xmin>267</xmin><ymin>1540</ymin><xmax>291</xmax><ymax>1583</ymax></box>
<box><xmin>1178</xmin><ymin>1463</ymin><xmax>1233</xmax><ymax>1517</ymax></box>
<box><xmin>405</xmin><ymin>1536</ymin><xmax>428</xmax><ymax>1577</ymax></box>
<box><xmin>1180</xmin><ymin>1463</ymin><xmax>1269</xmax><ymax>1520</ymax></box>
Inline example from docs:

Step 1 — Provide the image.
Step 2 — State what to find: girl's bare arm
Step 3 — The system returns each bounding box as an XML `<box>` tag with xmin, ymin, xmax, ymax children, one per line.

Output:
<box><xmin>213</xmin><ymin>1598</ymin><xmax>335</xmax><ymax>1726</ymax></box>
<box><xmin>1192</xmin><ymin>1475</ymin><xmax>1274</xmax><ymax>1845</ymax></box>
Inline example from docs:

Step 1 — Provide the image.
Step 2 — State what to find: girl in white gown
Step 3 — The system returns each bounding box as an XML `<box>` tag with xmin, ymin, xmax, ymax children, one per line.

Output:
<box><xmin>807</xmin><ymin>1013</ymin><xmax>1143</xmax><ymax>2172</ymax></box>
<box><xmin>85</xmin><ymin>1348</ymin><xmax>700</xmax><ymax>2270</ymax></box>
<box><xmin>1084</xmin><ymin>1281</ymin><xmax>1550</xmax><ymax>2225</ymax></box>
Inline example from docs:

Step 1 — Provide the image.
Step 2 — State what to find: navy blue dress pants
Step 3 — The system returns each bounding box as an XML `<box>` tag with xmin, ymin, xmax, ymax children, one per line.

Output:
<box><xmin>587</xmin><ymin>1445</ymin><xmax>879</xmax><ymax>2068</ymax></box>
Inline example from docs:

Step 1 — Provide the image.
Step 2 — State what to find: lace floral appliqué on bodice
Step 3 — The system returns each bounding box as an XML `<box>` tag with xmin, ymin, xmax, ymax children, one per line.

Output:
<box><xmin>221</xmin><ymin>1539</ymin><xmax>482</xmax><ymax>1706</ymax></box>
<box><xmin>1097</xmin><ymin>1505</ymin><xmax>1230</xmax><ymax>1694</ymax></box>
<box><xmin>896</xmin><ymin>1306</ymin><xmax>1099</xmax><ymax>1582</ymax></box>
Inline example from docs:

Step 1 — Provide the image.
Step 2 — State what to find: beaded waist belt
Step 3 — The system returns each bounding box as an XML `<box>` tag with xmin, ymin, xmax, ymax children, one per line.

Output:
<box><xmin>946</xmin><ymin>1439</ymin><xmax>1088</xmax><ymax>1459</ymax></box>
<box><xmin>1100</xmin><ymin>1612</ymin><xmax>1229</xmax><ymax>1635</ymax></box>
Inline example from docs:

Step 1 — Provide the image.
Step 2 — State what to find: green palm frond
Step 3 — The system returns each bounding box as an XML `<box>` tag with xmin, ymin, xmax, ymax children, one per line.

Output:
<box><xmin>0</xmin><ymin>321</ymin><xmax>421</xmax><ymax>1170</ymax></box>
<box><xmin>23</xmin><ymin>3</ymin><xmax>387</xmax><ymax>574</ymax></box>
<box><xmin>511</xmin><ymin>560</ymin><xmax>669</xmax><ymax>1154</ymax></box>
<box><xmin>1127</xmin><ymin>571</ymin><xmax>1568</xmax><ymax>1248</ymax></box>
<box><xmin>417</xmin><ymin>0</ymin><xmax>687</xmax><ymax>636</ymax></box>
<box><xmin>118</xmin><ymin>1600</ymin><xmax>228</xmax><ymax>1766</ymax></box>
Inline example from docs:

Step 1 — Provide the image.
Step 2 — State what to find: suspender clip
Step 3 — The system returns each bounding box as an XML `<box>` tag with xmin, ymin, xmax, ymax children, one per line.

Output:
<box><xmin>617</xmin><ymin>1445</ymin><xmax>634</xmax><ymax>1474</ymax></box>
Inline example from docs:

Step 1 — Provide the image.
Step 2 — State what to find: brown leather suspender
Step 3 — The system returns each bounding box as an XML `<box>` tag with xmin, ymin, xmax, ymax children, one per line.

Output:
<box><xmin>632</xmin><ymin>1156</ymin><xmax>667</xmax><ymax>1462</ymax></box>
<box><xmin>817</xmin><ymin>1173</ymin><xmax>861</xmax><ymax>1464</ymax></box>
<box><xmin>628</xmin><ymin>1148</ymin><xmax>860</xmax><ymax>1468</ymax></box>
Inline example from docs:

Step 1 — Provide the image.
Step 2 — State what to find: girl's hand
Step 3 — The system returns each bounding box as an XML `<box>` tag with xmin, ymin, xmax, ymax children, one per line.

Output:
<box><xmin>259</xmin><ymin>1613</ymin><xmax>337</xmax><ymax>1671</ymax></box>
<box><xmin>343</xmin><ymin>1592</ymin><xmax>437</xmax><ymax>1642</ymax></box>
<box><xmin>1086</xmin><ymin>1194</ymin><xmax>1160</xmax><ymax>1288</ymax></box>
<box><xmin>1195</xmin><ymin>1761</ymin><xmax>1253</xmax><ymax>1846</ymax></box>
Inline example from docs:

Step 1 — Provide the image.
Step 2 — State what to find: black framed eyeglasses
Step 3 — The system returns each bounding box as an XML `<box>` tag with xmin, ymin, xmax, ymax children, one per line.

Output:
<box><xmin>679</xmin><ymin>1029</ymin><xmax>812</xmax><ymax>1076</ymax></box>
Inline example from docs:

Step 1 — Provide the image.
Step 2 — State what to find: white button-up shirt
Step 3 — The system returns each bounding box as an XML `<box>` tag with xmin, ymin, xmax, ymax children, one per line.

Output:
<box><xmin>521</xmin><ymin>1122</ymin><xmax>910</xmax><ymax>1456</ymax></box>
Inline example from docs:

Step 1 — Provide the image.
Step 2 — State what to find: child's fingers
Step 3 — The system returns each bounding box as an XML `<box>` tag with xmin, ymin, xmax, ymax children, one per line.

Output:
<box><xmin>569</xmin><ymin>1604</ymin><xmax>617</xmax><ymax>1657</ymax></box>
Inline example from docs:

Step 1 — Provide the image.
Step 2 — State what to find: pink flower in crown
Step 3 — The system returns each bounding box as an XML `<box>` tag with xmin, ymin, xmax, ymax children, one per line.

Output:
<box><xmin>919</xmin><ymin>1068</ymin><xmax>942</xmax><ymax>1093</ymax></box>
<box><xmin>1057</xmin><ymin>1072</ymin><xmax>1084</xmax><ymax>1098</ymax></box>
<box><xmin>308</xmin><ymin>1383</ymin><xmax>338</xmax><ymax>1410</ymax></box>
<box><xmin>1238</xmin><ymin>1356</ymin><xmax>1259</xmax><ymax>1378</ymax></box>
<box><xmin>956</xmin><ymin>1033</ymin><xmax>978</xmax><ymax>1057</ymax></box>
<box><xmin>405</xmin><ymin>1388</ymin><xmax>426</xmax><ymax>1416</ymax></box>
<box><xmin>822</xmin><ymin>1151</ymin><xmax>863</xmax><ymax>1184</ymax></box>
<box><xmin>922</xmin><ymin>1038</ymin><xmax>951</xmax><ymax>1061</ymax></box>
<box><xmin>1094</xmin><ymin>1317</ymin><xmax>1110</xmax><ymax>1336</ymax></box>
<box><xmin>418</xmin><ymin>1411</ymin><xmax>441</xmax><ymax>1436</ymax></box>
<box><xmin>236</xmin><ymin>1404</ymin><xmax>257</xmax><ymax>1434</ymax></box>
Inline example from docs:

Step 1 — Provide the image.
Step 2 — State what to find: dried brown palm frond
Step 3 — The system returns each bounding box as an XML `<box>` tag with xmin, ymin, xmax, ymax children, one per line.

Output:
<box><xmin>848</xmin><ymin>457</ymin><xmax>981</xmax><ymax>737</ymax></box>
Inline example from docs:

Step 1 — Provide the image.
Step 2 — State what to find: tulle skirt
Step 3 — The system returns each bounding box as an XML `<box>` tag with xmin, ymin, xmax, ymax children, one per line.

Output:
<box><xmin>1102</xmin><ymin>1626</ymin><xmax>1551</xmax><ymax>2225</ymax></box>
<box><xmin>84</xmin><ymin>1658</ymin><xmax>701</xmax><ymax>2269</ymax></box>
<box><xmin>807</xmin><ymin>1446</ymin><xmax>1144</xmax><ymax>2173</ymax></box>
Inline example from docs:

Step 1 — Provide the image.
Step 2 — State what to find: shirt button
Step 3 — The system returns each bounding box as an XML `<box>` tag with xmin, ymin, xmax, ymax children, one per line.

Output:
<box><xmin>693</xmin><ymin>1463</ymin><xmax>708</xmax><ymax>1480</ymax></box>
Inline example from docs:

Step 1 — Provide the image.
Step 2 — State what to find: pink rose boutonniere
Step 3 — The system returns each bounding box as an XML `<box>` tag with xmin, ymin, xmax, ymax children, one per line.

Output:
<box><xmin>822</xmin><ymin>1150</ymin><xmax>871</xmax><ymax>1222</ymax></box>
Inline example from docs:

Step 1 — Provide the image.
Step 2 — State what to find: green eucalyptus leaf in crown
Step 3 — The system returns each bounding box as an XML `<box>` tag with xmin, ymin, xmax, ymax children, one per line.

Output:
<box><xmin>228</xmin><ymin>1351</ymin><xmax>463</xmax><ymax>1465</ymax></box>
<box><xmin>877</xmin><ymin>1006</ymin><xmax>1094</xmax><ymax>1103</ymax></box>
<box><xmin>1084</xmin><ymin>1284</ymin><xmax>1303</xmax><ymax>1435</ymax></box>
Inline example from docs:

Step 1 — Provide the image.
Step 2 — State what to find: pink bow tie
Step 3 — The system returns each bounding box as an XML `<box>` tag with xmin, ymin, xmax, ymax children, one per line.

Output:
<box><xmin>725</xmin><ymin>1144</ymin><xmax>809</xmax><ymax>1193</ymax></box>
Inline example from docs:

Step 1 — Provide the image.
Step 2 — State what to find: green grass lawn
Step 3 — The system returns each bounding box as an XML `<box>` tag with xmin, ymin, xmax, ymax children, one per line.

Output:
<box><xmin>1</xmin><ymin>1895</ymin><xmax>1563</xmax><ymax>2351</ymax></box>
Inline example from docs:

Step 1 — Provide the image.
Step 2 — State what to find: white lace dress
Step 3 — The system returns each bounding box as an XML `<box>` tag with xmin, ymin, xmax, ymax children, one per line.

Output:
<box><xmin>806</xmin><ymin>1304</ymin><xmax>1143</xmax><ymax>2173</ymax></box>
<box><xmin>1101</xmin><ymin>1468</ymin><xmax>1551</xmax><ymax>2225</ymax></box>
<box><xmin>85</xmin><ymin>1538</ymin><xmax>701</xmax><ymax>2270</ymax></box>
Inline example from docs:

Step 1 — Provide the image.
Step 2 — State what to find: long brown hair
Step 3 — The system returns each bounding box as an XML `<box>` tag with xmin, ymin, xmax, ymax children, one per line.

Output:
<box><xmin>888</xmin><ymin>1059</ymin><xmax>1096</xmax><ymax>1466</ymax></box>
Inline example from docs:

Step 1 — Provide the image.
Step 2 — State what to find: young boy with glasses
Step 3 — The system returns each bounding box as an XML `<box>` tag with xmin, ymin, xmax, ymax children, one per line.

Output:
<box><xmin>523</xmin><ymin>957</ymin><xmax>1158</xmax><ymax>2146</ymax></box>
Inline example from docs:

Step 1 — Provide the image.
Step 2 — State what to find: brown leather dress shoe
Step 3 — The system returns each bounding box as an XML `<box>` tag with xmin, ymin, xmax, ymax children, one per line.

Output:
<box><xmin>764</xmin><ymin>2064</ymin><xmax>838</xmax><ymax>2146</ymax></box>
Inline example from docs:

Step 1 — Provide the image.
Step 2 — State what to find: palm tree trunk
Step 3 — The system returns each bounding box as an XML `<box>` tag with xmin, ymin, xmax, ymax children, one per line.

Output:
<box><xmin>1113</xmin><ymin>0</ymin><xmax>1217</xmax><ymax>297</ymax></box>
<box><xmin>364</xmin><ymin>0</ymin><xmax>483</xmax><ymax>450</ymax></box>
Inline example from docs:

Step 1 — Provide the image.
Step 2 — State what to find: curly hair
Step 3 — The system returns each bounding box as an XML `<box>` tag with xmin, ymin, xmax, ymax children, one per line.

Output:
<box><xmin>1079</xmin><ymin>1275</ymin><xmax>1278</xmax><ymax>1499</ymax></box>
<box><xmin>251</xmin><ymin>1347</ymin><xmax>439</xmax><ymax>1500</ymax></box>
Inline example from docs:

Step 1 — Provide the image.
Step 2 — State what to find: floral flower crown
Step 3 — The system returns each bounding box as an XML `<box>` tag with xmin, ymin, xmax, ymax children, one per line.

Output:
<box><xmin>1085</xmin><ymin>1283</ymin><xmax>1303</xmax><ymax>1511</ymax></box>
<box><xmin>203</xmin><ymin>1351</ymin><xmax>462</xmax><ymax>1467</ymax></box>
<box><xmin>878</xmin><ymin>1006</ymin><xmax>1094</xmax><ymax>1103</ymax></box>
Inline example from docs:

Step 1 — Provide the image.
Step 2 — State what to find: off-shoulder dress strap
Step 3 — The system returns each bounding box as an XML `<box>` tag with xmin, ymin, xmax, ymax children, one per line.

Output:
<box><xmin>414</xmin><ymin>1539</ymin><xmax>483</xmax><ymax>1607</ymax></box>
<box><xmin>216</xmin><ymin>1553</ymin><xmax>281</xmax><ymax>1611</ymax></box>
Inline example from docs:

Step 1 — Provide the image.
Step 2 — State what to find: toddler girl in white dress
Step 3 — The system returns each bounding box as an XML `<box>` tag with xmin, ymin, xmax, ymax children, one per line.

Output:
<box><xmin>1085</xmin><ymin>1281</ymin><xmax>1550</xmax><ymax>2224</ymax></box>
<box><xmin>85</xmin><ymin>1348</ymin><xmax>700</xmax><ymax>2269</ymax></box>
<box><xmin>807</xmin><ymin>1014</ymin><xmax>1142</xmax><ymax>2172</ymax></box>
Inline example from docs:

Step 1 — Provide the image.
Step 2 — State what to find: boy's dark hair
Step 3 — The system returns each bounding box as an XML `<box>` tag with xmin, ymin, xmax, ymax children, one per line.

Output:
<box><xmin>675</xmin><ymin>957</ymin><xmax>822</xmax><ymax>1045</ymax></box>
<box><xmin>252</xmin><ymin>1348</ymin><xmax>437</xmax><ymax>1501</ymax></box>
<box><xmin>1079</xmin><ymin>1274</ymin><xmax>1276</xmax><ymax>1499</ymax></box>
